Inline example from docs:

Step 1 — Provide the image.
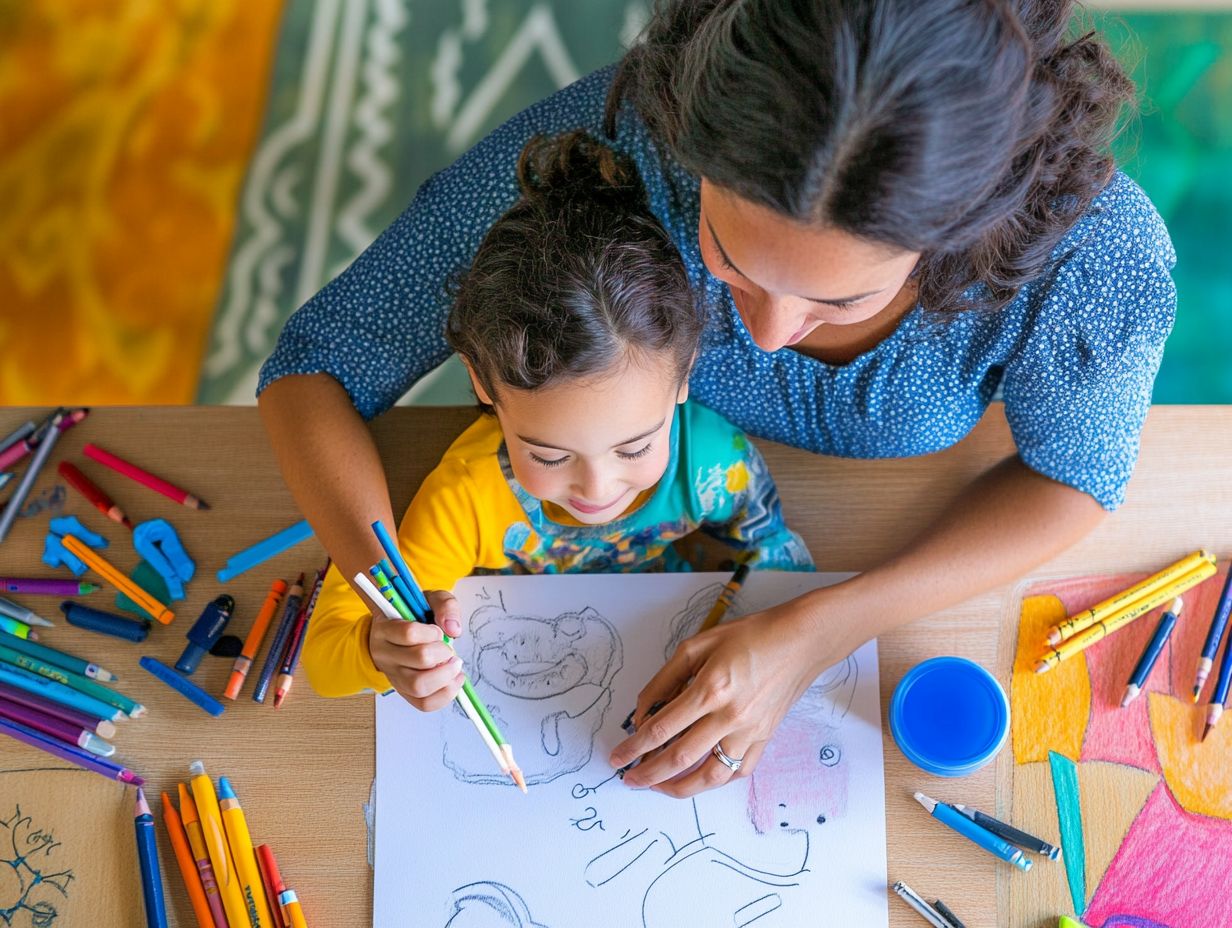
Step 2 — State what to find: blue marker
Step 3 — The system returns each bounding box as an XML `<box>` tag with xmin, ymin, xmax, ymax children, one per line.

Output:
<box><xmin>1122</xmin><ymin>597</ymin><xmax>1181</xmax><ymax>707</ymax></box>
<box><xmin>0</xmin><ymin>661</ymin><xmax>123</xmax><ymax>721</ymax></box>
<box><xmin>61</xmin><ymin>601</ymin><xmax>151</xmax><ymax>643</ymax></box>
<box><xmin>139</xmin><ymin>657</ymin><xmax>226</xmax><ymax>717</ymax></box>
<box><xmin>174</xmin><ymin>595</ymin><xmax>234</xmax><ymax>675</ymax></box>
<box><xmin>914</xmin><ymin>792</ymin><xmax>1032</xmax><ymax>871</ymax></box>
<box><xmin>371</xmin><ymin>521</ymin><xmax>431</xmax><ymax>616</ymax></box>
<box><xmin>133</xmin><ymin>788</ymin><xmax>168</xmax><ymax>928</ymax></box>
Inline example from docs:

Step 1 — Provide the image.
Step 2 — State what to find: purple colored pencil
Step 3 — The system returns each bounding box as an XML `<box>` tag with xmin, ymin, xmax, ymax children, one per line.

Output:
<box><xmin>0</xmin><ymin>697</ymin><xmax>112</xmax><ymax>755</ymax></box>
<box><xmin>0</xmin><ymin>716</ymin><xmax>141</xmax><ymax>785</ymax></box>
<box><xmin>0</xmin><ymin>578</ymin><xmax>98</xmax><ymax>596</ymax></box>
<box><xmin>0</xmin><ymin>681</ymin><xmax>116</xmax><ymax>737</ymax></box>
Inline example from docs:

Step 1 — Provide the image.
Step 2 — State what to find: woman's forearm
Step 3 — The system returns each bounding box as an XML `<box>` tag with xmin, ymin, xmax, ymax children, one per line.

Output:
<box><xmin>257</xmin><ymin>374</ymin><xmax>395</xmax><ymax>594</ymax></box>
<box><xmin>804</xmin><ymin>455</ymin><xmax>1109</xmax><ymax>653</ymax></box>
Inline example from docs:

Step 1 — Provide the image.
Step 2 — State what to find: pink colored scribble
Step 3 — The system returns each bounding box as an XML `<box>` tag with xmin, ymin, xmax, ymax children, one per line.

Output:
<box><xmin>747</xmin><ymin>715</ymin><xmax>847</xmax><ymax>834</ymax></box>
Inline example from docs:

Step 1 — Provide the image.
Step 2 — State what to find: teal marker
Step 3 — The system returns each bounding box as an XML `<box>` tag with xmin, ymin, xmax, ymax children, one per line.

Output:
<box><xmin>914</xmin><ymin>792</ymin><xmax>1032</xmax><ymax>871</ymax></box>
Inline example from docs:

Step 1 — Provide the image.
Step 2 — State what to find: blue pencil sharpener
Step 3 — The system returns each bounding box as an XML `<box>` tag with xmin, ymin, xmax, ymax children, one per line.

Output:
<box><xmin>889</xmin><ymin>656</ymin><xmax>1010</xmax><ymax>777</ymax></box>
<box><xmin>175</xmin><ymin>594</ymin><xmax>235</xmax><ymax>675</ymax></box>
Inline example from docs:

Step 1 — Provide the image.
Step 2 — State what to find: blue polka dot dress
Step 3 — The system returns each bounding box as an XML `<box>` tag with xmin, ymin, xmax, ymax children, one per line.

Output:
<box><xmin>259</xmin><ymin>65</ymin><xmax>1177</xmax><ymax>511</ymax></box>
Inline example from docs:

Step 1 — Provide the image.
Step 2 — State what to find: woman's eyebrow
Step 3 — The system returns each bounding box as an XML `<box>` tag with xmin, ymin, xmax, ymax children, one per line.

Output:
<box><xmin>706</xmin><ymin>217</ymin><xmax>886</xmax><ymax>305</ymax></box>
<box><xmin>518</xmin><ymin>420</ymin><xmax>665</xmax><ymax>452</ymax></box>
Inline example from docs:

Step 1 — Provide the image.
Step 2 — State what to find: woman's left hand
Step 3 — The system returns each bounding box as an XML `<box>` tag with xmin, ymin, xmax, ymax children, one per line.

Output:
<box><xmin>608</xmin><ymin>588</ymin><xmax>859</xmax><ymax>797</ymax></box>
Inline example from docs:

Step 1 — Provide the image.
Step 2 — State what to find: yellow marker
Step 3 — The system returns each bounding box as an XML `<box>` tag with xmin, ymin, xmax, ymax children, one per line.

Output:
<box><xmin>279</xmin><ymin>888</ymin><xmax>310</xmax><ymax>928</ymax></box>
<box><xmin>191</xmin><ymin>760</ymin><xmax>251</xmax><ymax>927</ymax></box>
<box><xmin>1059</xmin><ymin>917</ymin><xmax>1083</xmax><ymax>928</ymax></box>
<box><xmin>1046</xmin><ymin>550</ymin><xmax>1215</xmax><ymax>646</ymax></box>
<box><xmin>1036</xmin><ymin>560</ymin><xmax>1218</xmax><ymax>673</ymax></box>
<box><xmin>218</xmin><ymin>776</ymin><xmax>274</xmax><ymax>927</ymax></box>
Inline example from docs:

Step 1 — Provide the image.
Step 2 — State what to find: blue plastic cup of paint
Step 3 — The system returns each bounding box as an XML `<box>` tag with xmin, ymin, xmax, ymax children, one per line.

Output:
<box><xmin>889</xmin><ymin>656</ymin><xmax>1009</xmax><ymax>777</ymax></box>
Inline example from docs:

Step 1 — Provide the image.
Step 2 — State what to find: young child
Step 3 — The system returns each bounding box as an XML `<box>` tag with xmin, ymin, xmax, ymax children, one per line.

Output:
<box><xmin>302</xmin><ymin>131</ymin><xmax>812</xmax><ymax>705</ymax></box>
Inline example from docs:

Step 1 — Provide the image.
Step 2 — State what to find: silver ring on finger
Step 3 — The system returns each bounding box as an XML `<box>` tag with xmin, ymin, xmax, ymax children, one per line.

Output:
<box><xmin>712</xmin><ymin>741</ymin><xmax>744</xmax><ymax>772</ymax></box>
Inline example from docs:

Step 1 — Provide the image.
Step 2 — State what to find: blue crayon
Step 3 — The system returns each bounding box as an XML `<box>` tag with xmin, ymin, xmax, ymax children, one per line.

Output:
<box><xmin>217</xmin><ymin>519</ymin><xmax>314</xmax><ymax>583</ymax></box>
<box><xmin>139</xmin><ymin>657</ymin><xmax>226</xmax><ymax>717</ymax></box>
<box><xmin>61</xmin><ymin>601</ymin><xmax>150</xmax><ymax>643</ymax></box>
<box><xmin>915</xmin><ymin>792</ymin><xmax>1031</xmax><ymax>871</ymax></box>
<box><xmin>0</xmin><ymin>661</ymin><xmax>123</xmax><ymax>721</ymax></box>
<box><xmin>1122</xmin><ymin>598</ymin><xmax>1181</xmax><ymax>707</ymax></box>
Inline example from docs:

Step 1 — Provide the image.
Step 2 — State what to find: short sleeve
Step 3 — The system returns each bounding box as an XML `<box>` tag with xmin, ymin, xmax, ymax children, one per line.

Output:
<box><xmin>1002</xmin><ymin>179</ymin><xmax>1177</xmax><ymax>510</ymax></box>
<box><xmin>257</xmin><ymin>67</ymin><xmax>616</xmax><ymax>419</ymax></box>
<box><xmin>398</xmin><ymin>458</ymin><xmax>485</xmax><ymax>594</ymax></box>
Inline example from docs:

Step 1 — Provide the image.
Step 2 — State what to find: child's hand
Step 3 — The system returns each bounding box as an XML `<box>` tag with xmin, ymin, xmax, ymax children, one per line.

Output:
<box><xmin>369</xmin><ymin>590</ymin><xmax>466</xmax><ymax>711</ymax></box>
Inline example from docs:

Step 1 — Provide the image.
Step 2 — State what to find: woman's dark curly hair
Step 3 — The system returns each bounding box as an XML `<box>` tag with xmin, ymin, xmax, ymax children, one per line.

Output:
<box><xmin>606</xmin><ymin>0</ymin><xmax>1134</xmax><ymax>314</ymax></box>
<box><xmin>447</xmin><ymin>131</ymin><xmax>701</xmax><ymax>411</ymax></box>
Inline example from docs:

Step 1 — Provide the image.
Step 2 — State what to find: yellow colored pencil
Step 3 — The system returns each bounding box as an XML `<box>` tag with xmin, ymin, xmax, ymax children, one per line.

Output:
<box><xmin>1045</xmin><ymin>550</ymin><xmax>1215</xmax><ymax>646</ymax></box>
<box><xmin>190</xmin><ymin>760</ymin><xmax>250</xmax><ymax>928</ymax></box>
<box><xmin>698</xmin><ymin>562</ymin><xmax>751</xmax><ymax>634</ymax></box>
<box><xmin>1035</xmin><ymin>560</ymin><xmax>1218</xmax><ymax>673</ymax></box>
<box><xmin>218</xmin><ymin>776</ymin><xmax>274</xmax><ymax>927</ymax></box>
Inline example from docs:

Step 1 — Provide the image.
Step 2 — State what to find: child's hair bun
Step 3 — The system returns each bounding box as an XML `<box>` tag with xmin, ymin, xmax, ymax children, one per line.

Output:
<box><xmin>516</xmin><ymin>130</ymin><xmax>643</xmax><ymax>211</ymax></box>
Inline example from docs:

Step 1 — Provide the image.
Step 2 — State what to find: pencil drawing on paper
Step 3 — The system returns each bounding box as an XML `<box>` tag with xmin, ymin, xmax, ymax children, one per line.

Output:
<box><xmin>442</xmin><ymin>603</ymin><xmax>623</xmax><ymax>786</ymax></box>
<box><xmin>445</xmin><ymin>881</ymin><xmax>550</xmax><ymax>928</ymax></box>
<box><xmin>1</xmin><ymin>804</ymin><xmax>73</xmax><ymax>927</ymax></box>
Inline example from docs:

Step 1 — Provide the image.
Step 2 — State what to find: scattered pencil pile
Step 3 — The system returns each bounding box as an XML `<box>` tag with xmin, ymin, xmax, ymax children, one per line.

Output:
<box><xmin>1033</xmin><ymin>549</ymin><xmax>1232</xmax><ymax>741</ymax></box>
<box><xmin>150</xmin><ymin>760</ymin><xmax>310</xmax><ymax>928</ymax></box>
<box><xmin>354</xmin><ymin>520</ymin><xmax>527</xmax><ymax>792</ymax></box>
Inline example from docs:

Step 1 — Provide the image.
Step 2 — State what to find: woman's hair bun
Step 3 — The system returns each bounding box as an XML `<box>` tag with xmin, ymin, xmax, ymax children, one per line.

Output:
<box><xmin>516</xmin><ymin>130</ymin><xmax>644</xmax><ymax>211</ymax></box>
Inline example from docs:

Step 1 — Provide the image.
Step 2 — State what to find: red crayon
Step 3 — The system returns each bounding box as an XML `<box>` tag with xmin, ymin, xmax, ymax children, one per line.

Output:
<box><xmin>58</xmin><ymin>461</ymin><xmax>134</xmax><ymax>529</ymax></box>
<box><xmin>256</xmin><ymin>844</ymin><xmax>288</xmax><ymax>928</ymax></box>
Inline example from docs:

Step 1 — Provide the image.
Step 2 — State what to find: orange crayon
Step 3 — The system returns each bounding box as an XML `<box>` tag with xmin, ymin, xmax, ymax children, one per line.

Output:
<box><xmin>225</xmin><ymin>579</ymin><xmax>287</xmax><ymax>700</ymax></box>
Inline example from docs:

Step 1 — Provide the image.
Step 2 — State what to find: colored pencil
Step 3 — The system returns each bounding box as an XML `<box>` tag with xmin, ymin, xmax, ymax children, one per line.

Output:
<box><xmin>58</xmin><ymin>461</ymin><xmax>134</xmax><ymax>529</ymax></box>
<box><xmin>0</xmin><ymin>409</ymin><xmax>65</xmax><ymax>544</ymax></box>
<box><xmin>0</xmin><ymin>420</ymin><xmax>35</xmax><ymax>456</ymax></box>
<box><xmin>891</xmin><ymin>881</ymin><xmax>952</xmax><ymax>928</ymax></box>
<box><xmin>0</xmin><ymin>694</ymin><xmax>115</xmax><ymax>756</ymax></box>
<box><xmin>189</xmin><ymin>760</ymin><xmax>250</xmax><ymax>928</ymax></box>
<box><xmin>1046</xmin><ymin>550</ymin><xmax>1215</xmax><ymax>646</ymax></box>
<box><xmin>371</xmin><ymin>520</ymin><xmax>430</xmax><ymax>614</ymax></box>
<box><xmin>0</xmin><ymin>628</ymin><xmax>117</xmax><ymax>681</ymax></box>
<box><xmin>279</xmin><ymin>889</ymin><xmax>309</xmax><ymax>928</ymax></box>
<box><xmin>61</xmin><ymin>535</ymin><xmax>175</xmax><ymax>624</ymax></box>
<box><xmin>134</xmin><ymin>788</ymin><xmax>169</xmax><ymax>928</ymax></box>
<box><xmin>698</xmin><ymin>561</ymin><xmax>750</xmax><ymax>633</ymax></box>
<box><xmin>914</xmin><ymin>792</ymin><xmax>1031</xmax><ymax>871</ymax></box>
<box><xmin>179</xmin><ymin>783</ymin><xmax>229</xmax><ymax>928</ymax></box>
<box><xmin>1203</xmin><ymin>606</ymin><xmax>1232</xmax><ymax>740</ymax></box>
<box><xmin>0</xmin><ymin>577</ymin><xmax>100</xmax><ymax>596</ymax></box>
<box><xmin>82</xmin><ymin>442</ymin><xmax>209</xmax><ymax>510</ymax></box>
<box><xmin>256</xmin><ymin>844</ymin><xmax>288</xmax><ymax>928</ymax></box>
<box><xmin>0</xmin><ymin>408</ymin><xmax>87</xmax><ymax>471</ymax></box>
<box><xmin>253</xmin><ymin>574</ymin><xmax>304</xmax><ymax>704</ymax></box>
<box><xmin>273</xmin><ymin>566</ymin><xmax>327</xmax><ymax>708</ymax></box>
<box><xmin>1035</xmin><ymin>560</ymin><xmax>1218</xmax><ymax>673</ymax></box>
<box><xmin>0</xmin><ymin>615</ymin><xmax>37</xmax><ymax>640</ymax></box>
<box><xmin>160</xmin><ymin>791</ymin><xmax>217</xmax><ymax>928</ymax></box>
<box><xmin>0</xmin><ymin>661</ymin><xmax>123</xmax><ymax>721</ymax></box>
<box><xmin>225</xmin><ymin>578</ymin><xmax>287</xmax><ymax>700</ymax></box>
<box><xmin>0</xmin><ymin>680</ymin><xmax>116</xmax><ymax>737</ymax></box>
<box><xmin>952</xmin><ymin>803</ymin><xmax>1061</xmax><ymax>859</ymax></box>
<box><xmin>1192</xmin><ymin>564</ymin><xmax>1232</xmax><ymax>702</ymax></box>
<box><xmin>217</xmin><ymin>777</ymin><xmax>274</xmax><ymax>926</ymax></box>
<box><xmin>0</xmin><ymin>596</ymin><xmax>54</xmax><ymax>628</ymax></box>
<box><xmin>1122</xmin><ymin>597</ymin><xmax>1182</xmax><ymax>707</ymax></box>
<box><xmin>217</xmin><ymin>519</ymin><xmax>314</xmax><ymax>583</ymax></box>
<box><xmin>0</xmin><ymin>641</ymin><xmax>144</xmax><ymax>717</ymax></box>
<box><xmin>0</xmin><ymin>716</ymin><xmax>141</xmax><ymax>784</ymax></box>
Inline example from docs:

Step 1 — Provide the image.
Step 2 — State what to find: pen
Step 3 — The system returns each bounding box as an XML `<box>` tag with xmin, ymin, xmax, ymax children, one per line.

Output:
<box><xmin>914</xmin><ymin>792</ymin><xmax>1031</xmax><ymax>871</ymax></box>
<box><xmin>891</xmin><ymin>881</ymin><xmax>951</xmax><ymax>928</ymax></box>
<box><xmin>951</xmin><ymin>803</ymin><xmax>1061</xmax><ymax>859</ymax></box>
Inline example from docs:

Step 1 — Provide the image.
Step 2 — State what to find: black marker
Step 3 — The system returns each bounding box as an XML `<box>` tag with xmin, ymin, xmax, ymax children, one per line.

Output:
<box><xmin>952</xmin><ymin>803</ymin><xmax>1061</xmax><ymax>860</ymax></box>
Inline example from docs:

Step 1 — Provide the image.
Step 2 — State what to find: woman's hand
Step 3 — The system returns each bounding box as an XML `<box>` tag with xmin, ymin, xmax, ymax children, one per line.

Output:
<box><xmin>608</xmin><ymin>588</ymin><xmax>859</xmax><ymax>797</ymax></box>
<box><xmin>368</xmin><ymin>589</ymin><xmax>466</xmax><ymax>712</ymax></box>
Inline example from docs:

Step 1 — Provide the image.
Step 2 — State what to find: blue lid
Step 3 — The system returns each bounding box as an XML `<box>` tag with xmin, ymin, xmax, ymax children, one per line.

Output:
<box><xmin>890</xmin><ymin>656</ymin><xmax>1009</xmax><ymax>777</ymax></box>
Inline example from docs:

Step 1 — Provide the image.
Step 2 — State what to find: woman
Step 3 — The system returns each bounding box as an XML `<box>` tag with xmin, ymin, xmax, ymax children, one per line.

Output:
<box><xmin>258</xmin><ymin>0</ymin><xmax>1175</xmax><ymax>798</ymax></box>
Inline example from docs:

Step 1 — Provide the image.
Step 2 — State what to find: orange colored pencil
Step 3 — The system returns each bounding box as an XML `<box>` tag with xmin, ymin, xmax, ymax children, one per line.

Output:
<box><xmin>61</xmin><ymin>535</ymin><xmax>174</xmax><ymax>625</ymax></box>
<box><xmin>161</xmin><ymin>791</ymin><xmax>217</xmax><ymax>928</ymax></box>
<box><xmin>224</xmin><ymin>578</ymin><xmax>287</xmax><ymax>700</ymax></box>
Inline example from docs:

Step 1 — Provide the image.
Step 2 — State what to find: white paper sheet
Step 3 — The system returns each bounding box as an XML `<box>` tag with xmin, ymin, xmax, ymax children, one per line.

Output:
<box><xmin>374</xmin><ymin>572</ymin><xmax>888</xmax><ymax>927</ymax></box>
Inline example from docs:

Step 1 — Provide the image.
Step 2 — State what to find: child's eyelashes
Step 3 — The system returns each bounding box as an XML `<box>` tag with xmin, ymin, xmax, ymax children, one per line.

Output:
<box><xmin>530</xmin><ymin>453</ymin><xmax>569</xmax><ymax>468</ymax></box>
<box><xmin>616</xmin><ymin>443</ymin><xmax>654</xmax><ymax>461</ymax></box>
<box><xmin>528</xmin><ymin>444</ymin><xmax>653</xmax><ymax>468</ymax></box>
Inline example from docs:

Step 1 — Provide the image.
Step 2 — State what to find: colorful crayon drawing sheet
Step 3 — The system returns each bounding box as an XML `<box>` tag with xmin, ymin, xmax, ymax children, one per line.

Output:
<box><xmin>1001</xmin><ymin>569</ymin><xmax>1232</xmax><ymax>928</ymax></box>
<box><xmin>0</xmin><ymin>768</ymin><xmax>138</xmax><ymax>926</ymax></box>
<box><xmin>374</xmin><ymin>573</ymin><xmax>888</xmax><ymax>928</ymax></box>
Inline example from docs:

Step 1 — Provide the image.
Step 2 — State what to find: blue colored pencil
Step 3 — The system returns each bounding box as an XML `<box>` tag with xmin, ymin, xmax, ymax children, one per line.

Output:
<box><xmin>134</xmin><ymin>788</ymin><xmax>169</xmax><ymax>928</ymax></box>
<box><xmin>1193</xmin><ymin>565</ymin><xmax>1232</xmax><ymax>701</ymax></box>
<box><xmin>0</xmin><ymin>661</ymin><xmax>123</xmax><ymax>721</ymax></box>
<box><xmin>252</xmin><ymin>573</ymin><xmax>304</xmax><ymax>704</ymax></box>
<box><xmin>1122</xmin><ymin>597</ymin><xmax>1181</xmax><ymax>707</ymax></box>
<box><xmin>371</xmin><ymin>521</ymin><xmax>431</xmax><ymax>615</ymax></box>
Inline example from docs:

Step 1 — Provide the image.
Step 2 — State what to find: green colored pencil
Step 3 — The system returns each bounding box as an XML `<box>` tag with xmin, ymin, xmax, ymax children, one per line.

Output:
<box><xmin>0</xmin><ymin>643</ymin><xmax>143</xmax><ymax>718</ymax></box>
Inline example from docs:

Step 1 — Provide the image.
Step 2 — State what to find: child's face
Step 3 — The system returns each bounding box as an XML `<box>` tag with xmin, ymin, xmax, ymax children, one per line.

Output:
<box><xmin>471</xmin><ymin>353</ymin><xmax>688</xmax><ymax>525</ymax></box>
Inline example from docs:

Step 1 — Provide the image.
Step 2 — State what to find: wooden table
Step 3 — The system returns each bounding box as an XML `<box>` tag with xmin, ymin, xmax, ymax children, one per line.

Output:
<box><xmin>0</xmin><ymin>405</ymin><xmax>1228</xmax><ymax>927</ymax></box>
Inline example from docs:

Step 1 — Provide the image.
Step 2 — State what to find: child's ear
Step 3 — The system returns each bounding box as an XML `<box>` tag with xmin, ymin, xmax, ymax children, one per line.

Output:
<box><xmin>462</xmin><ymin>358</ymin><xmax>495</xmax><ymax>406</ymax></box>
<box><xmin>675</xmin><ymin>378</ymin><xmax>690</xmax><ymax>405</ymax></box>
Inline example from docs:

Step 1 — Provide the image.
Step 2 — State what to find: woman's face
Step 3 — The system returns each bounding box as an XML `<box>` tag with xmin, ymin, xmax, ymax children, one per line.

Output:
<box><xmin>698</xmin><ymin>180</ymin><xmax>921</xmax><ymax>353</ymax></box>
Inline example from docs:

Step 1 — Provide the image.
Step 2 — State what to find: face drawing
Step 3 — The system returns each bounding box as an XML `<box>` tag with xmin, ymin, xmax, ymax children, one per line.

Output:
<box><xmin>475</xmin><ymin>609</ymin><xmax>615</xmax><ymax>700</ymax></box>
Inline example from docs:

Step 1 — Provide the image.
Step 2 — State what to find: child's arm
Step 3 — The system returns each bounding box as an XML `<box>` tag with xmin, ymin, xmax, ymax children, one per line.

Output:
<box><xmin>301</xmin><ymin>459</ymin><xmax>482</xmax><ymax>705</ymax></box>
<box><xmin>701</xmin><ymin>433</ymin><xmax>814</xmax><ymax>572</ymax></box>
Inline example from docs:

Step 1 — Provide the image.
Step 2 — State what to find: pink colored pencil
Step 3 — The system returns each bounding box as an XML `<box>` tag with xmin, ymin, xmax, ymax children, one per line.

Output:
<box><xmin>0</xmin><ymin>408</ymin><xmax>88</xmax><ymax>470</ymax></box>
<box><xmin>82</xmin><ymin>443</ymin><xmax>210</xmax><ymax>510</ymax></box>
<box><xmin>0</xmin><ymin>681</ymin><xmax>116</xmax><ymax>737</ymax></box>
